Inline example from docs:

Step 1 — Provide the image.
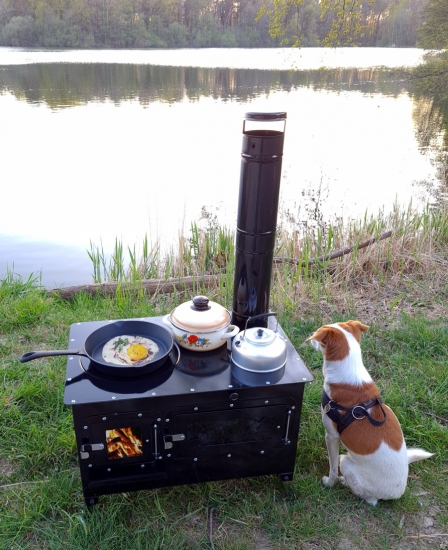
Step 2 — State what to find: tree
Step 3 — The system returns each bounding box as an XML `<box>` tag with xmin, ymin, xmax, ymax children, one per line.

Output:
<box><xmin>417</xmin><ymin>0</ymin><xmax>448</xmax><ymax>49</ymax></box>
<box><xmin>411</xmin><ymin>0</ymin><xmax>448</xmax><ymax>100</ymax></box>
<box><xmin>256</xmin><ymin>0</ymin><xmax>367</xmax><ymax>47</ymax></box>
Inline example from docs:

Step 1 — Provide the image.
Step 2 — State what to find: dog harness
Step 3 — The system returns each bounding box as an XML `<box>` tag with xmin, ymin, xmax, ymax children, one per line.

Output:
<box><xmin>321</xmin><ymin>390</ymin><xmax>387</xmax><ymax>434</ymax></box>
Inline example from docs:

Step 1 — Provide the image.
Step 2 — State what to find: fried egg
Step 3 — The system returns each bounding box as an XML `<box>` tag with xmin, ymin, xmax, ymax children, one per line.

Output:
<box><xmin>102</xmin><ymin>335</ymin><xmax>159</xmax><ymax>366</ymax></box>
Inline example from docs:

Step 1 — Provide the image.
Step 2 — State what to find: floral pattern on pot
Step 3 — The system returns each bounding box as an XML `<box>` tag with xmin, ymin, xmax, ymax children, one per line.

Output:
<box><xmin>177</xmin><ymin>333</ymin><xmax>212</xmax><ymax>348</ymax></box>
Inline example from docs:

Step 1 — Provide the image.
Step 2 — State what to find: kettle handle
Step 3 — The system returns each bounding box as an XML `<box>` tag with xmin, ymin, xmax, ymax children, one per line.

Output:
<box><xmin>242</xmin><ymin>312</ymin><xmax>278</xmax><ymax>339</ymax></box>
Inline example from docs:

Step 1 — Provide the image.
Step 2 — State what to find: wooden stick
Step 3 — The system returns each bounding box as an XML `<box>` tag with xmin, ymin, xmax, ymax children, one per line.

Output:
<box><xmin>273</xmin><ymin>230</ymin><xmax>392</xmax><ymax>266</ymax></box>
<box><xmin>1</xmin><ymin>480</ymin><xmax>49</xmax><ymax>489</ymax></box>
<box><xmin>405</xmin><ymin>534</ymin><xmax>448</xmax><ymax>539</ymax></box>
<box><xmin>209</xmin><ymin>508</ymin><xmax>215</xmax><ymax>550</ymax></box>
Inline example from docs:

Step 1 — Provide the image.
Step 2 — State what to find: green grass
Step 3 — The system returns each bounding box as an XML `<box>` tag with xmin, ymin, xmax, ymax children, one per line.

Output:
<box><xmin>1</xmin><ymin>203</ymin><xmax>447</xmax><ymax>549</ymax></box>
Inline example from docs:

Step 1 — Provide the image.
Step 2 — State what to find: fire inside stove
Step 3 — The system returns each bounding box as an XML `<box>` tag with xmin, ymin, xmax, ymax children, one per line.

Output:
<box><xmin>106</xmin><ymin>427</ymin><xmax>143</xmax><ymax>459</ymax></box>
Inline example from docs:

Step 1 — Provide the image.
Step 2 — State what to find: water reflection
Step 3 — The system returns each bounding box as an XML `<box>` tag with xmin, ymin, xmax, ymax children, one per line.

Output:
<box><xmin>0</xmin><ymin>55</ymin><xmax>447</xmax><ymax>288</ymax></box>
<box><xmin>412</xmin><ymin>96</ymin><xmax>448</xmax><ymax>206</ymax></box>
<box><xmin>0</xmin><ymin>64</ymin><xmax>411</xmax><ymax>109</ymax></box>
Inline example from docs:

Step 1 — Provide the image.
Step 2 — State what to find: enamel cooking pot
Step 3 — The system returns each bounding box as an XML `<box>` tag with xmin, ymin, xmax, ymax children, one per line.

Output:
<box><xmin>231</xmin><ymin>313</ymin><xmax>287</xmax><ymax>373</ymax></box>
<box><xmin>163</xmin><ymin>295</ymin><xmax>239</xmax><ymax>351</ymax></box>
<box><xmin>19</xmin><ymin>320</ymin><xmax>178</xmax><ymax>378</ymax></box>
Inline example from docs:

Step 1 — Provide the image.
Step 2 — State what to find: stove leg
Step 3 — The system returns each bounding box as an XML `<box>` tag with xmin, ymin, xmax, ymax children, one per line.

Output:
<box><xmin>280</xmin><ymin>472</ymin><xmax>293</xmax><ymax>482</ymax></box>
<box><xmin>85</xmin><ymin>496</ymin><xmax>99</xmax><ymax>507</ymax></box>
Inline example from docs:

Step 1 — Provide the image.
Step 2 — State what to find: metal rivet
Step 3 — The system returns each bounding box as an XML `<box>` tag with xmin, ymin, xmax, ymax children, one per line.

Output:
<box><xmin>167</xmin><ymin>454</ymin><xmax>171</xmax><ymax>458</ymax></box>
<box><xmin>88</xmin><ymin>464</ymin><xmax>92</xmax><ymax>468</ymax></box>
<box><xmin>99</xmin><ymin>444</ymin><xmax>104</xmax><ymax>450</ymax></box>
<box><xmin>69</xmin><ymin>357</ymin><xmax>73</xmax><ymax>360</ymax></box>
<box><xmin>166</xmin><ymin>419</ymin><xmax>170</xmax><ymax>422</ymax></box>
<box><xmin>67</xmin><ymin>378</ymin><xmax>72</xmax><ymax>381</ymax></box>
<box><xmin>71</xmin><ymin>339</ymin><xmax>75</xmax><ymax>342</ymax></box>
<box><xmin>152</xmin><ymin>392</ymin><xmax>156</xmax><ymax>396</ymax></box>
<box><xmin>141</xmin><ymin>464</ymin><xmax>145</xmax><ymax>468</ymax></box>
<box><xmin>102</xmin><ymin>417</ymin><xmax>107</xmax><ymax>421</ymax></box>
<box><xmin>291</xmin><ymin>406</ymin><xmax>296</xmax><ymax>410</ymax></box>
<box><xmin>107</xmin><ymin>468</ymin><xmax>111</xmax><ymax>472</ymax></box>
<box><xmin>190</xmin><ymin>388</ymin><xmax>195</xmax><ymax>392</ymax></box>
<box><xmin>277</xmin><ymin>426</ymin><xmax>281</xmax><ymax>429</ymax></box>
<box><xmin>303</xmin><ymin>378</ymin><xmax>307</xmax><ymax>381</ymax></box>
<box><xmin>227</xmin><ymin>454</ymin><xmax>231</xmax><ymax>458</ymax></box>
<box><xmin>138</xmin><ymin>413</ymin><xmax>142</xmax><ymax>417</ymax></box>
<box><xmin>111</xmin><ymin>396</ymin><xmax>116</xmax><ymax>400</ymax></box>
<box><xmin>71</xmin><ymin>400</ymin><xmax>76</xmax><ymax>403</ymax></box>
<box><xmin>157</xmin><ymin>418</ymin><xmax>161</xmax><ymax>422</ymax></box>
<box><xmin>158</xmin><ymin>456</ymin><xmax>162</xmax><ymax>460</ymax></box>
<box><xmin>260</xmin><ymin>450</ymin><xmax>265</xmax><ymax>454</ymax></box>
<box><xmin>230</xmin><ymin>404</ymin><xmax>234</xmax><ymax>408</ymax></box>
<box><xmin>265</xmin><ymin>400</ymin><xmax>269</xmax><ymax>404</ymax></box>
<box><xmin>194</xmin><ymin>407</ymin><xmax>198</xmax><ymax>411</ymax></box>
<box><xmin>145</xmin><ymin>439</ymin><xmax>149</xmax><ymax>443</ymax></box>
<box><xmin>194</xmin><ymin>458</ymin><xmax>198</xmax><ymax>462</ymax></box>
<box><xmin>228</xmin><ymin>385</ymin><xmax>233</xmax><ymax>388</ymax></box>
<box><xmin>266</xmin><ymin>381</ymin><xmax>270</xmax><ymax>385</ymax></box>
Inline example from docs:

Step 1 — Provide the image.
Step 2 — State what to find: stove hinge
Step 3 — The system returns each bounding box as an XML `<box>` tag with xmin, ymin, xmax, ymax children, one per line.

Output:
<box><xmin>79</xmin><ymin>443</ymin><xmax>104</xmax><ymax>459</ymax></box>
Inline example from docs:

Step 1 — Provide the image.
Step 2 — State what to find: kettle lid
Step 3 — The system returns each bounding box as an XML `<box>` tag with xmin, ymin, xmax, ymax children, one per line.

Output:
<box><xmin>244</xmin><ymin>327</ymin><xmax>276</xmax><ymax>345</ymax></box>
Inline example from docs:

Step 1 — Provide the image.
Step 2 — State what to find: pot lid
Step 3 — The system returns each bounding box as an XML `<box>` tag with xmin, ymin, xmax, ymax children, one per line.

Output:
<box><xmin>170</xmin><ymin>296</ymin><xmax>230</xmax><ymax>332</ymax></box>
<box><xmin>244</xmin><ymin>327</ymin><xmax>276</xmax><ymax>345</ymax></box>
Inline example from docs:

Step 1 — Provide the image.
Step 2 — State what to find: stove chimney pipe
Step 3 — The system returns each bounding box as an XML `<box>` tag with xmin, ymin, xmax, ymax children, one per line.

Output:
<box><xmin>231</xmin><ymin>112</ymin><xmax>287</xmax><ymax>330</ymax></box>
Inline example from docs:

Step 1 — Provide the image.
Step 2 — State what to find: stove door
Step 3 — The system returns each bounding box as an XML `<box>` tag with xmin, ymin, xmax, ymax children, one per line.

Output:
<box><xmin>167</xmin><ymin>403</ymin><xmax>292</xmax><ymax>459</ymax></box>
<box><xmin>79</xmin><ymin>410</ymin><xmax>162</xmax><ymax>466</ymax></box>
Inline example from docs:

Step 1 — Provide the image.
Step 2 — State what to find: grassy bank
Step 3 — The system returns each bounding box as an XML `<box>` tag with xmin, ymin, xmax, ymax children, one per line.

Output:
<box><xmin>0</xmin><ymin>203</ymin><xmax>447</xmax><ymax>549</ymax></box>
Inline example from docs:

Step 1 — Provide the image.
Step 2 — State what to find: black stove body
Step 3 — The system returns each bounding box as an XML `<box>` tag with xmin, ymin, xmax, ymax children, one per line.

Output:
<box><xmin>64</xmin><ymin>316</ymin><xmax>313</xmax><ymax>506</ymax></box>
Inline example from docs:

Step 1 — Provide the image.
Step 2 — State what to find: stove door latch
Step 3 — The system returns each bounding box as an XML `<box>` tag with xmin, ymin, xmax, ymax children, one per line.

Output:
<box><xmin>79</xmin><ymin>443</ymin><xmax>104</xmax><ymax>459</ymax></box>
<box><xmin>163</xmin><ymin>434</ymin><xmax>185</xmax><ymax>449</ymax></box>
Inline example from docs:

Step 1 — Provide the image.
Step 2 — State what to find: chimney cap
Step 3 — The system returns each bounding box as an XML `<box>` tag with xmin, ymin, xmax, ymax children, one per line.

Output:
<box><xmin>245</xmin><ymin>112</ymin><xmax>287</xmax><ymax>121</ymax></box>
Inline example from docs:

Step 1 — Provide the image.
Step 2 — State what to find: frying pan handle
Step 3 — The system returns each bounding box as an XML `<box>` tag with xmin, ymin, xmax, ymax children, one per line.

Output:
<box><xmin>19</xmin><ymin>349</ymin><xmax>84</xmax><ymax>363</ymax></box>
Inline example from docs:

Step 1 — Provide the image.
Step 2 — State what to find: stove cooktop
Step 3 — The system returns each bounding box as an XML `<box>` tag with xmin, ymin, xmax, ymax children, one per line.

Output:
<box><xmin>63</xmin><ymin>316</ymin><xmax>313</xmax><ymax>406</ymax></box>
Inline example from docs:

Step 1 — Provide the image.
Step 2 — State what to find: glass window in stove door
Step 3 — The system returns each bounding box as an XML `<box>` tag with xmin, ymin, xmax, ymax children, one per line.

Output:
<box><xmin>188</xmin><ymin>415</ymin><xmax>275</xmax><ymax>447</ymax></box>
<box><xmin>105</xmin><ymin>427</ymin><xmax>143</xmax><ymax>459</ymax></box>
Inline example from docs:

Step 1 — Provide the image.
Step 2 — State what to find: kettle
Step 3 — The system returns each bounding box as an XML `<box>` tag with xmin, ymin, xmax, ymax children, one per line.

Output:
<box><xmin>231</xmin><ymin>313</ymin><xmax>287</xmax><ymax>373</ymax></box>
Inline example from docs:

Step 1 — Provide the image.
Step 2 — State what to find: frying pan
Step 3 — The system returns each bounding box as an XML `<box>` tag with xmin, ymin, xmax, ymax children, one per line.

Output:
<box><xmin>19</xmin><ymin>320</ymin><xmax>176</xmax><ymax>378</ymax></box>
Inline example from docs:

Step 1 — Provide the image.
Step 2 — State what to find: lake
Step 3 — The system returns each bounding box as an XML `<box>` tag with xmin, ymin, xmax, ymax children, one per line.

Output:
<box><xmin>0</xmin><ymin>47</ymin><xmax>445</xmax><ymax>288</ymax></box>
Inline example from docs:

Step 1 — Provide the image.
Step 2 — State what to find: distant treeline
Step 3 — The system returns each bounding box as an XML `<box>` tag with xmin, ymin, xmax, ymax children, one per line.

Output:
<box><xmin>0</xmin><ymin>0</ymin><xmax>429</xmax><ymax>49</ymax></box>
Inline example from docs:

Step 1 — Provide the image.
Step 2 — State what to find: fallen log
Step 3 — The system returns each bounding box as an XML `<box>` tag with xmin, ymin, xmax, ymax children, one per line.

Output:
<box><xmin>48</xmin><ymin>231</ymin><xmax>392</xmax><ymax>300</ymax></box>
<box><xmin>48</xmin><ymin>275</ymin><xmax>222</xmax><ymax>301</ymax></box>
<box><xmin>273</xmin><ymin>230</ymin><xmax>392</xmax><ymax>266</ymax></box>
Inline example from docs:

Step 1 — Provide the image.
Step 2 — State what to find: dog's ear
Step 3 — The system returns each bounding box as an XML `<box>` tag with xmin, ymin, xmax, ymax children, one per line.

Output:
<box><xmin>306</xmin><ymin>326</ymin><xmax>333</xmax><ymax>351</ymax></box>
<box><xmin>307</xmin><ymin>326</ymin><xmax>350</xmax><ymax>360</ymax></box>
<box><xmin>341</xmin><ymin>320</ymin><xmax>369</xmax><ymax>342</ymax></box>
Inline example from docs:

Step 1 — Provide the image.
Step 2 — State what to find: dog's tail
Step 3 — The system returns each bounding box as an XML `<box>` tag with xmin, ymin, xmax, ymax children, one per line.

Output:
<box><xmin>407</xmin><ymin>448</ymin><xmax>434</xmax><ymax>464</ymax></box>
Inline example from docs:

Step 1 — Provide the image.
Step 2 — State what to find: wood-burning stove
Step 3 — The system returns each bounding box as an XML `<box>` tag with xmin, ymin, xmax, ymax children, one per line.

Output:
<box><xmin>64</xmin><ymin>316</ymin><xmax>313</xmax><ymax>506</ymax></box>
<box><xmin>64</xmin><ymin>111</ymin><xmax>313</xmax><ymax>505</ymax></box>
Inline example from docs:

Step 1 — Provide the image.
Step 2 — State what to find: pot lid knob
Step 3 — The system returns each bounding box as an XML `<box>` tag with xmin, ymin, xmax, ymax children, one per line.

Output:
<box><xmin>191</xmin><ymin>296</ymin><xmax>211</xmax><ymax>311</ymax></box>
<box><xmin>245</xmin><ymin>327</ymin><xmax>275</xmax><ymax>345</ymax></box>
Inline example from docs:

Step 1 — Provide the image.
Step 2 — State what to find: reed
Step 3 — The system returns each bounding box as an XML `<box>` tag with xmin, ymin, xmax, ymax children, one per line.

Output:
<box><xmin>84</xmin><ymin>201</ymin><xmax>448</xmax><ymax>323</ymax></box>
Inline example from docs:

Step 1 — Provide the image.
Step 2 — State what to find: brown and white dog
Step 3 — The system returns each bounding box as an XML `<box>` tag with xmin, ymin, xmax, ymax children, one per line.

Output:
<box><xmin>307</xmin><ymin>320</ymin><xmax>433</xmax><ymax>506</ymax></box>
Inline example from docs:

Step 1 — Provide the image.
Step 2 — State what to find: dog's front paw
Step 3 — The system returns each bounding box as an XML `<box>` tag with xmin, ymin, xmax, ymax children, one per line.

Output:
<box><xmin>322</xmin><ymin>475</ymin><xmax>338</xmax><ymax>488</ymax></box>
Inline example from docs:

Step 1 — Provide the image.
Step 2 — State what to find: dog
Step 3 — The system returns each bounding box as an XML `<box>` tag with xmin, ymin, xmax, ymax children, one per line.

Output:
<box><xmin>307</xmin><ymin>320</ymin><xmax>433</xmax><ymax>506</ymax></box>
